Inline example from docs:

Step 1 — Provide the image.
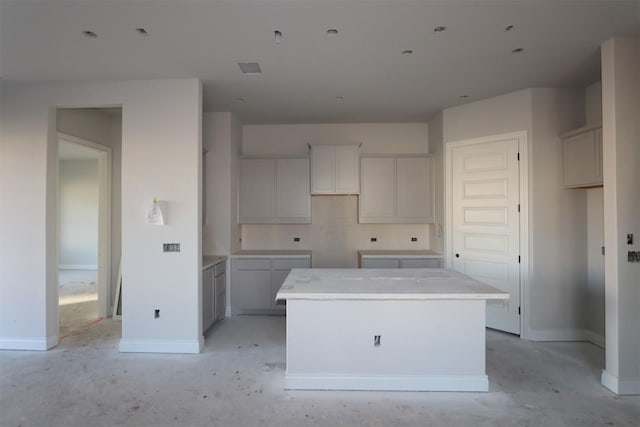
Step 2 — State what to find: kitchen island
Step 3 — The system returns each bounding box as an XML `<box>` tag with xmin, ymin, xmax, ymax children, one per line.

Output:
<box><xmin>276</xmin><ymin>268</ymin><xmax>509</xmax><ymax>392</ymax></box>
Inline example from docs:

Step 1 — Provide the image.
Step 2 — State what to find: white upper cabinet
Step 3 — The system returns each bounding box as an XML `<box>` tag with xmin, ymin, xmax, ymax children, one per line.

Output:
<box><xmin>359</xmin><ymin>156</ymin><xmax>434</xmax><ymax>223</ymax></box>
<box><xmin>311</xmin><ymin>145</ymin><xmax>360</xmax><ymax>194</ymax></box>
<box><xmin>562</xmin><ymin>124</ymin><xmax>603</xmax><ymax>188</ymax></box>
<box><xmin>239</xmin><ymin>158</ymin><xmax>311</xmax><ymax>223</ymax></box>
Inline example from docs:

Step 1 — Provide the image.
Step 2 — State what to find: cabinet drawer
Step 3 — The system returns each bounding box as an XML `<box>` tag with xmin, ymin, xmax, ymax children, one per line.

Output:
<box><xmin>400</xmin><ymin>258</ymin><xmax>442</xmax><ymax>268</ymax></box>
<box><xmin>272</xmin><ymin>258</ymin><xmax>310</xmax><ymax>270</ymax></box>
<box><xmin>361</xmin><ymin>258</ymin><xmax>400</xmax><ymax>269</ymax></box>
<box><xmin>232</xmin><ymin>258</ymin><xmax>270</xmax><ymax>270</ymax></box>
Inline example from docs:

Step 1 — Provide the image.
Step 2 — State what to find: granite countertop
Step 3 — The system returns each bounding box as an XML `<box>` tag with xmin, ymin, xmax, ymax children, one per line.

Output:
<box><xmin>358</xmin><ymin>250</ymin><xmax>443</xmax><ymax>258</ymax></box>
<box><xmin>231</xmin><ymin>250</ymin><xmax>312</xmax><ymax>258</ymax></box>
<box><xmin>276</xmin><ymin>268</ymin><xmax>509</xmax><ymax>301</ymax></box>
<box><xmin>203</xmin><ymin>255</ymin><xmax>227</xmax><ymax>270</ymax></box>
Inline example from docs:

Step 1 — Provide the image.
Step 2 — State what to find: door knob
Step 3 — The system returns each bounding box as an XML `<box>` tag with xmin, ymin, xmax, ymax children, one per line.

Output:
<box><xmin>455</xmin><ymin>253</ymin><xmax>460</xmax><ymax>258</ymax></box>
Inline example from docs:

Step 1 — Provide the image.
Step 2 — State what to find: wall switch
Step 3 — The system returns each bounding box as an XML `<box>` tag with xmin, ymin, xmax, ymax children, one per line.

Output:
<box><xmin>374</xmin><ymin>335</ymin><xmax>381</xmax><ymax>347</ymax></box>
<box><xmin>154</xmin><ymin>309</ymin><xmax>160</xmax><ymax>318</ymax></box>
<box><xmin>627</xmin><ymin>234</ymin><xmax>634</xmax><ymax>245</ymax></box>
<box><xmin>163</xmin><ymin>243</ymin><xmax>180</xmax><ymax>252</ymax></box>
<box><xmin>628</xmin><ymin>251</ymin><xmax>639</xmax><ymax>263</ymax></box>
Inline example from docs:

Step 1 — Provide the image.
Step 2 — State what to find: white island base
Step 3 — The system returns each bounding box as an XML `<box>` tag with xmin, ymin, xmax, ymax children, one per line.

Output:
<box><xmin>277</xmin><ymin>269</ymin><xmax>509</xmax><ymax>392</ymax></box>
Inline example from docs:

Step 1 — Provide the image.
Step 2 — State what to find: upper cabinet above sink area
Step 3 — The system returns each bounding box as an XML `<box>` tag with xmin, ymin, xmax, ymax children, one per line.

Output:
<box><xmin>310</xmin><ymin>144</ymin><xmax>360</xmax><ymax>195</ymax></box>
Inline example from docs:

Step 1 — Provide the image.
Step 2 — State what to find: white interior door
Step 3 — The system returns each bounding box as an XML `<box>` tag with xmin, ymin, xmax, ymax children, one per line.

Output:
<box><xmin>451</xmin><ymin>137</ymin><xmax>521</xmax><ymax>335</ymax></box>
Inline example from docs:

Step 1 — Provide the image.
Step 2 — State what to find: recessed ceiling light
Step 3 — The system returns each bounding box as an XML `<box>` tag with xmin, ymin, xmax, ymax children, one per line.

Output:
<box><xmin>402</xmin><ymin>50</ymin><xmax>413</xmax><ymax>55</ymax></box>
<box><xmin>82</xmin><ymin>30</ymin><xmax>98</xmax><ymax>38</ymax></box>
<box><xmin>136</xmin><ymin>28</ymin><xmax>148</xmax><ymax>36</ymax></box>
<box><xmin>326</xmin><ymin>29</ymin><xmax>339</xmax><ymax>35</ymax></box>
<box><xmin>504</xmin><ymin>25</ymin><xmax>514</xmax><ymax>32</ymax></box>
<box><xmin>511</xmin><ymin>47</ymin><xmax>524</xmax><ymax>54</ymax></box>
<box><xmin>336</xmin><ymin>96</ymin><xmax>344</xmax><ymax>100</ymax></box>
<box><xmin>235</xmin><ymin>97</ymin><xmax>245</xmax><ymax>102</ymax></box>
<box><xmin>238</xmin><ymin>62</ymin><xmax>262</xmax><ymax>74</ymax></box>
<box><xmin>459</xmin><ymin>95</ymin><xmax>469</xmax><ymax>99</ymax></box>
<box><xmin>433</xmin><ymin>26</ymin><xmax>447</xmax><ymax>33</ymax></box>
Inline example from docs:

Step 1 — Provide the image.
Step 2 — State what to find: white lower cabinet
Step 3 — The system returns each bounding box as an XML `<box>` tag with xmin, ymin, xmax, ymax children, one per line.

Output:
<box><xmin>232</xmin><ymin>256</ymin><xmax>311</xmax><ymax>314</ymax></box>
<box><xmin>360</xmin><ymin>256</ymin><xmax>443</xmax><ymax>269</ymax></box>
<box><xmin>203</xmin><ymin>261</ymin><xmax>227</xmax><ymax>333</ymax></box>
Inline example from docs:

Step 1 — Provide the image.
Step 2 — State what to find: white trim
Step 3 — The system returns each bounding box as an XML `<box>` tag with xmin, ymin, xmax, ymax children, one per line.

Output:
<box><xmin>584</xmin><ymin>330</ymin><xmax>605</xmax><ymax>349</ymax></box>
<box><xmin>57</xmin><ymin>132</ymin><xmax>112</xmax><ymax>320</ymax></box>
<box><xmin>59</xmin><ymin>264</ymin><xmax>98</xmax><ymax>270</ymax></box>
<box><xmin>285</xmin><ymin>374</ymin><xmax>489</xmax><ymax>392</ymax></box>
<box><xmin>602</xmin><ymin>370</ymin><xmax>640</xmax><ymax>395</ymax></box>
<box><xmin>527</xmin><ymin>329</ymin><xmax>589</xmax><ymax>342</ymax></box>
<box><xmin>119</xmin><ymin>337</ymin><xmax>204</xmax><ymax>354</ymax></box>
<box><xmin>444</xmin><ymin>130</ymin><xmax>529</xmax><ymax>339</ymax></box>
<box><xmin>0</xmin><ymin>335</ymin><xmax>58</xmax><ymax>351</ymax></box>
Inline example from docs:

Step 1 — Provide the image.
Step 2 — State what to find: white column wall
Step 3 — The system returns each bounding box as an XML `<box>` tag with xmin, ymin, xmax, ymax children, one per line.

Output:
<box><xmin>0</xmin><ymin>79</ymin><xmax>202</xmax><ymax>353</ymax></box>
<box><xmin>601</xmin><ymin>37</ymin><xmax>640</xmax><ymax>395</ymax></box>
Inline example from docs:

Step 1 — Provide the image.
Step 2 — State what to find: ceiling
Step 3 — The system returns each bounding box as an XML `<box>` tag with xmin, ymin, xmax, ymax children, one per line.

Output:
<box><xmin>1</xmin><ymin>1</ymin><xmax>638</xmax><ymax>124</ymax></box>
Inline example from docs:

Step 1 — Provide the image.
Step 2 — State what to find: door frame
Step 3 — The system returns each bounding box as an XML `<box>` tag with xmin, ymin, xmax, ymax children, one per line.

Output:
<box><xmin>445</xmin><ymin>130</ymin><xmax>530</xmax><ymax>339</ymax></box>
<box><xmin>57</xmin><ymin>132</ymin><xmax>112</xmax><ymax>320</ymax></box>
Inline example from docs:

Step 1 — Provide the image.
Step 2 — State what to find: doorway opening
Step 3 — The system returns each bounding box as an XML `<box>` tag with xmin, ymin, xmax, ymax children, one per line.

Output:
<box><xmin>56</xmin><ymin>107</ymin><xmax>121</xmax><ymax>339</ymax></box>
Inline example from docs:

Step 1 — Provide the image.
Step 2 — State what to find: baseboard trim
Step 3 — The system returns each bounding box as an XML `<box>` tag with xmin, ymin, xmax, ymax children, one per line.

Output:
<box><xmin>0</xmin><ymin>336</ymin><xmax>57</xmax><ymax>351</ymax></box>
<box><xmin>527</xmin><ymin>329</ymin><xmax>588</xmax><ymax>342</ymax></box>
<box><xmin>602</xmin><ymin>370</ymin><xmax>640</xmax><ymax>395</ymax></box>
<box><xmin>285</xmin><ymin>374</ymin><xmax>489</xmax><ymax>392</ymax></box>
<box><xmin>119</xmin><ymin>338</ymin><xmax>203</xmax><ymax>354</ymax></box>
<box><xmin>59</xmin><ymin>264</ymin><xmax>98</xmax><ymax>270</ymax></box>
<box><xmin>584</xmin><ymin>330</ymin><xmax>605</xmax><ymax>348</ymax></box>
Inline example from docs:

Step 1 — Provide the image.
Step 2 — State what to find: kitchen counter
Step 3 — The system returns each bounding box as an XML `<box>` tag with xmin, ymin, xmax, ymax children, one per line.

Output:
<box><xmin>357</xmin><ymin>250</ymin><xmax>442</xmax><ymax>258</ymax></box>
<box><xmin>277</xmin><ymin>267</ymin><xmax>507</xmax><ymax>392</ymax></box>
<box><xmin>231</xmin><ymin>250</ymin><xmax>312</xmax><ymax>258</ymax></box>
<box><xmin>203</xmin><ymin>255</ymin><xmax>227</xmax><ymax>270</ymax></box>
<box><xmin>277</xmin><ymin>268</ymin><xmax>507</xmax><ymax>301</ymax></box>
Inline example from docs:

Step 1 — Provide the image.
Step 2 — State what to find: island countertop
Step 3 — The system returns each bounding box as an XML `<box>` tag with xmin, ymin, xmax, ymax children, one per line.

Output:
<box><xmin>276</xmin><ymin>268</ymin><xmax>509</xmax><ymax>301</ymax></box>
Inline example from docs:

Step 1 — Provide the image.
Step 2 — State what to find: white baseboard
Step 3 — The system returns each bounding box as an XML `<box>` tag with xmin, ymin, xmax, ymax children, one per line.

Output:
<box><xmin>527</xmin><ymin>329</ymin><xmax>605</xmax><ymax>348</ymax></box>
<box><xmin>285</xmin><ymin>374</ymin><xmax>489</xmax><ymax>392</ymax></box>
<box><xmin>59</xmin><ymin>264</ymin><xmax>98</xmax><ymax>270</ymax></box>
<box><xmin>0</xmin><ymin>335</ymin><xmax>58</xmax><ymax>351</ymax></box>
<box><xmin>119</xmin><ymin>337</ymin><xmax>203</xmax><ymax>354</ymax></box>
<box><xmin>602</xmin><ymin>370</ymin><xmax>640</xmax><ymax>395</ymax></box>
<box><xmin>584</xmin><ymin>330</ymin><xmax>605</xmax><ymax>348</ymax></box>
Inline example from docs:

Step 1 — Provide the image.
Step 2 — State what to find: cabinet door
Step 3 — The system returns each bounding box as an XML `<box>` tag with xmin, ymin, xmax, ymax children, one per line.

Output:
<box><xmin>215</xmin><ymin>272</ymin><xmax>226</xmax><ymax>321</ymax></box>
<box><xmin>360</xmin><ymin>258</ymin><xmax>400</xmax><ymax>268</ymax></box>
<box><xmin>563</xmin><ymin>130</ymin><xmax>599</xmax><ymax>187</ymax></box>
<box><xmin>396</xmin><ymin>157</ymin><xmax>433</xmax><ymax>222</ymax></box>
<box><xmin>359</xmin><ymin>158</ymin><xmax>395</xmax><ymax>221</ymax></box>
<box><xmin>276</xmin><ymin>158</ymin><xmax>311</xmax><ymax>221</ymax></box>
<box><xmin>233</xmin><ymin>268</ymin><xmax>271</xmax><ymax>311</ymax></box>
<box><xmin>400</xmin><ymin>258</ymin><xmax>442</xmax><ymax>268</ymax></box>
<box><xmin>239</xmin><ymin>159</ymin><xmax>276</xmax><ymax>221</ymax></box>
<box><xmin>311</xmin><ymin>145</ymin><xmax>335</xmax><ymax>194</ymax></box>
<box><xmin>335</xmin><ymin>145</ymin><xmax>360</xmax><ymax>194</ymax></box>
<box><xmin>202</xmin><ymin>267</ymin><xmax>214</xmax><ymax>332</ymax></box>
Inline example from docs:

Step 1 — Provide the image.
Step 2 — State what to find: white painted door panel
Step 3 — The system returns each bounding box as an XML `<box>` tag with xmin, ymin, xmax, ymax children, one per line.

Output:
<box><xmin>360</xmin><ymin>158</ymin><xmax>395</xmax><ymax>218</ymax></box>
<box><xmin>239</xmin><ymin>159</ymin><xmax>275</xmax><ymax>220</ymax></box>
<box><xmin>452</xmin><ymin>138</ymin><xmax>520</xmax><ymax>335</ymax></box>
<box><xmin>396</xmin><ymin>158</ymin><xmax>432</xmax><ymax>220</ymax></box>
<box><xmin>311</xmin><ymin>145</ymin><xmax>335</xmax><ymax>193</ymax></box>
<box><xmin>276</xmin><ymin>158</ymin><xmax>311</xmax><ymax>220</ymax></box>
<box><xmin>335</xmin><ymin>145</ymin><xmax>360</xmax><ymax>194</ymax></box>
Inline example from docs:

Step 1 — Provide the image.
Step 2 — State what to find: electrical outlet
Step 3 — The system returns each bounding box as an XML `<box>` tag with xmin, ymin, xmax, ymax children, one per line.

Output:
<box><xmin>154</xmin><ymin>309</ymin><xmax>160</xmax><ymax>318</ymax></box>
<box><xmin>628</xmin><ymin>251</ymin><xmax>640</xmax><ymax>263</ymax></box>
<box><xmin>293</xmin><ymin>237</ymin><xmax>300</xmax><ymax>242</ymax></box>
<box><xmin>627</xmin><ymin>234</ymin><xmax>634</xmax><ymax>245</ymax></box>
<box><xmin>374</xmin><ymin>335</ymin><xmax>381</xmax><ymax>347</ymax></box>
<box><xmin>163</xmin><ymin>243</ymin><xmax>180</xmax><ymax>252</ymax></box>
<box><xmin>411</xmin><ymin>237</ymin><xmax>418</xmax><ymax>242</ymax></box>
<box><xmin>370</xmin><ymin>237</ymin><xmax>377</xmax><ymax>242</ymax></box>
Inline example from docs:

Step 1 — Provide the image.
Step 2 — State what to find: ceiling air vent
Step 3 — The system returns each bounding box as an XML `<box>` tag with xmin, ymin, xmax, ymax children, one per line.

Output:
<box><xmin>238</xmin><ymin>62</ymin><xmax>262</xmax><ymax>74</ymax></box>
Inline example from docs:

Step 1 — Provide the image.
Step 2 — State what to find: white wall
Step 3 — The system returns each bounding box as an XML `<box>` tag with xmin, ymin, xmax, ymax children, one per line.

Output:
<box><xmin>443</xmin><ymin>88</ymin><xmax>589</xmax><ymax>340</ymax></box>
<box><xmin>586</xmin><ymin>81</ymin><xmax>603</xmax><ymax>125</ymax></box>
<box><xmin>240</xmin><ymin>123</ymin><xmax>431</xmax><ymax>268</ymax></box>
<box><xmin>586</xmin><ymin>187</ymin><xmax>605</xmax><ymax>345</ymax></box>
<box><xmin>58</xmin><ymin>159</ymin><xmax>99</xmax><ymax>268</ymax></box>
<box><xmin>0</xmin><ymin>79</ymin><xmax>202</xmax><ymax>353</ymax></box>
<box><xmin>601</xmin><ymin>37</ymin><xmax>640</xmax><ymax>395</ymax></box>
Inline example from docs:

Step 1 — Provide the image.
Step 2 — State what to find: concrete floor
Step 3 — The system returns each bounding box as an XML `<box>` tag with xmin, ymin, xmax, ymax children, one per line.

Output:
<box><xmin>1</xmin><ymin>316</ymin><xmax>638</xmax><ymax>427</ymax></box>
<box><xmin>58</xmin><ymin>270</ymin><xmax>100</xmax><ymax>338</ymax></box>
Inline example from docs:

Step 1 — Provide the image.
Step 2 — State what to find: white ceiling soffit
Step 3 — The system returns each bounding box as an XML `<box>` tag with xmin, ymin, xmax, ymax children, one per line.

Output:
<box><xmin>1</xmin><ymin>1</ymin><xmax>638</xmax><ymax>124</ymax></box>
